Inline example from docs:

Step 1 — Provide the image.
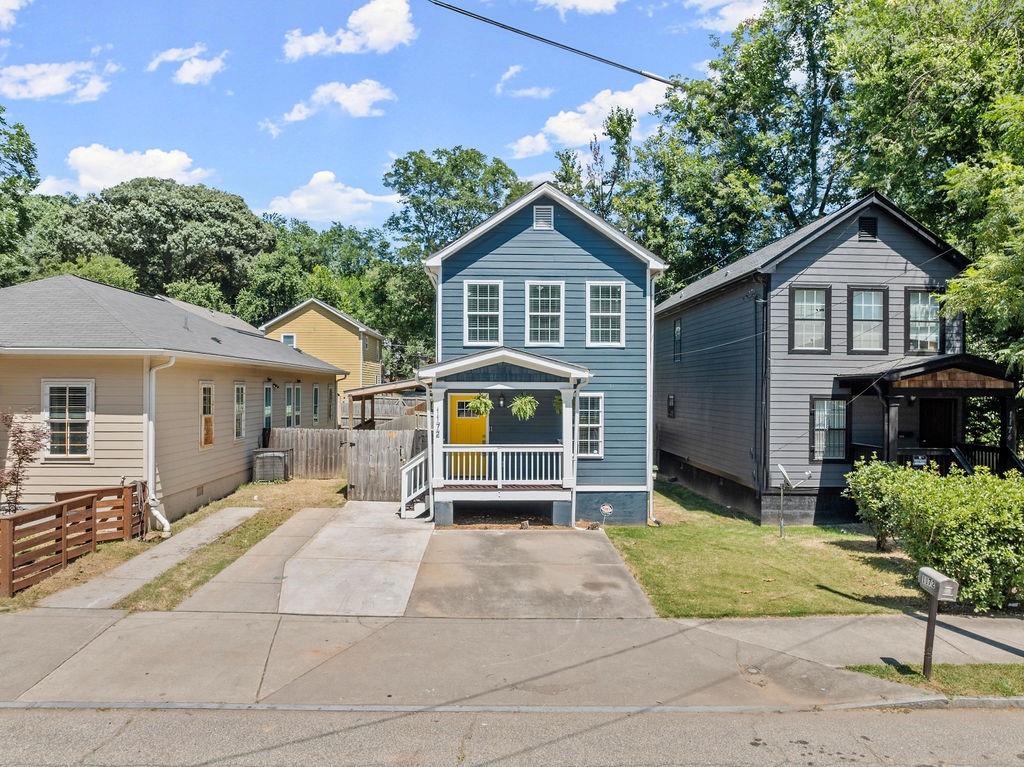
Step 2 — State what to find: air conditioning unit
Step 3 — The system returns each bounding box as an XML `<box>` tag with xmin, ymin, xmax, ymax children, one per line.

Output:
<box><xmin>253</xmin><ymin>448</ymin><xmax>292</xmax><ymax>483</ymax></box>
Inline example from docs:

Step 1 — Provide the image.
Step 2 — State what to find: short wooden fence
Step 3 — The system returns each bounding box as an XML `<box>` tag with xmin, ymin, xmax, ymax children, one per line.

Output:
<box><xmin>1</xmin><ymin>484</ymin><xmax>147</xmax><ymax>598</ymax></box>
<box><xmin>267</xmin><ymin>428</ymin><xmax>349</xmax><ymax>479</ymax></box>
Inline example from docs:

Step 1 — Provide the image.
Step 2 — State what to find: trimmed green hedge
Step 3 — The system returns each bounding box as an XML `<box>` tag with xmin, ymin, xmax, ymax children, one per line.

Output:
<box><xmin>845</xmin><ymin>460</ymin><xmax>1024</xmax><ymax>611</ymax></box>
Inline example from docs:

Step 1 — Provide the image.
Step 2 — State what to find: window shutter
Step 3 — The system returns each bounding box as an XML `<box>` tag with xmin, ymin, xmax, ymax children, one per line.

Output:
<box><xmin>533</xmin><ymin>205</ymin><xmax>554</xmax><ymax>230</ymax></box>
<box><xmin>858</xmin><ymin>216</ymin><xmax>878</xmax><ymax>241</ymax></box>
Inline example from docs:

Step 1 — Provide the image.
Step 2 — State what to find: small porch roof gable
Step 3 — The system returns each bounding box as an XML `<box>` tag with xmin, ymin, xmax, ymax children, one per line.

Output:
<box><xmin>417</xmin><ymin>347</ymin><xmax>591</xmax><ymax>383</ymax></box>
<box><xmin>835</xmin><ymin>354</ymin><xmax>1017</xmax><ymax>388</ymax></box>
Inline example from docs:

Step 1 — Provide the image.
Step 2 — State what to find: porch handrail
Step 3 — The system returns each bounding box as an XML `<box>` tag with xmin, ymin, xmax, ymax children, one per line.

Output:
<box><xmin>400</xmin><ymin>449</ymin><xmax>429</xmax><ymax>508</ymax></box>
<box><xmin>441</xmin><ymin>444</ymin><xmax>563</xmax><ymax>487</ymax></box>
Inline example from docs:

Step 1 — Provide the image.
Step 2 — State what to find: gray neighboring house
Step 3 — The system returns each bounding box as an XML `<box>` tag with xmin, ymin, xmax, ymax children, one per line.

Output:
<box><xmin>653</xmin><ymin>192</ymin><xmax>1021</xmax><ymax>523</ymax></box>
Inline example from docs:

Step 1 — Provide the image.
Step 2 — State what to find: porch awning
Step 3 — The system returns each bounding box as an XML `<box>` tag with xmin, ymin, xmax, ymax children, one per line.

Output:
<box><xmin>345</xmin><ymin>378</ymin><xmax>423</xmax><ymax>402</ymax></box>
<box><xmin>835</xmin><ymin>353</ymin><xmax>1017</xmax><ymax>393</ymax></box>
<box><xmin>416</xmin><ymin>347</ymin><xmax>591</xmax><ymax>384</ymax></box>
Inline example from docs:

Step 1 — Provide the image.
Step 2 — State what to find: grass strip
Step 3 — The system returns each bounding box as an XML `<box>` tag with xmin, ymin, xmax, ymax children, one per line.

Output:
<box><xmin>848</xmin><ymin>662</ymin><xmax>1024</xmax><ymax>697</ymax></box>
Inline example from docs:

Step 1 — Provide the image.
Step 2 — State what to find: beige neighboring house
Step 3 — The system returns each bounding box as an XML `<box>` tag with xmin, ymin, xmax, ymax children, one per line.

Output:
<box><xmin>0</xmin><ymin>276</ymin><xmax>343</xmax><ymax>526</ymax></box>
<box><xmin>259</xmin><ymin>299</ymin><xmax>384</xmax><ymax>401</ymax></box>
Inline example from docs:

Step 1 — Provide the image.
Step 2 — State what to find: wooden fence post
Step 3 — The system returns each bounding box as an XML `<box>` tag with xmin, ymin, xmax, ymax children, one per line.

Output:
<box><xmin>58</xmin><ymin>501</ymin><xmax>68</xmax><ymax>569</ymax></box>
<box><xmin>0</xmin><ymin>517</ymin><xmax>13</xmax><ymax>598</ymax></box>
<box><xmin>87</xmin><ymin>496</ymin><xmax>97</xmax><ymax>554</ymax></box>
<box><xmin>121</xmin><ymin>485</ymin><xmax>133</xmax><ymax>540</ymax></box>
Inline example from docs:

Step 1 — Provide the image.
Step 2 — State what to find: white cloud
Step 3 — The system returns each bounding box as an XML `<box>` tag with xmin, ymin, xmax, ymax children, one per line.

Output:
<box><xmin>36</xmin><ymin>143</ymin><xmax>212</xmax><ymax>195</ymax></box>
<box><xmin>510</xmin><ymin>86</ymin><xmax>554</xmax><ymax>99</ymax></box>
<box><xmin>494</xmin><ymin>64</ymin><xmax>522</xmax><ymax>95</ymax></box>
<box><xmin>508</xmin><ymin>132</ymin><xmax>551</xmax><ymax>160</ymax></box>
<box><xmin>283</xmin><ymin>0</ymin><xmax>417</xmax><ymax>60</ymax></box>
<box><xmin>544</xmin><ymin>79</ymin><xmax>666</xmax><ymax>146</ymax></box>
<box><xmin>684</xmin><ymin>0</ymin><xmax>764</xmax><ymax>32</ymax></box>
<box><xmin>524</xmin><ymin>170</ymin><xmax>555</xmax><ymax>185</ymax></box>
<box><xmin>0</xmin><ymin>0</ymin><xmax>31</xmax><ymax>30</ymax></box>
<box><xmin>267</xmin><ymin>171</ymin><xmax>400</xmax><ymax>224</ymax></box>
<box><xmin>282</xmin><ymin>79</ymin><xmax>396</xmax><ymax>125</ymax></box>
<box><xmin>148</xmin><ymin>43</ymin><xmax>227</xmax><ymax>85</ymax></box>
<box><xmin>535</xmin><ymin>0</ymin><xmax>622</xmax><ymax>18</ymax></box>
<box><xmin>258</xmin><ymin>118</ymin><xmax>282</xmax><ymax>138</ymax></box>
<box><xmin>0</xmin><ymin>60</ymin><xmax>112</xmax><ymax>102</ymax></box>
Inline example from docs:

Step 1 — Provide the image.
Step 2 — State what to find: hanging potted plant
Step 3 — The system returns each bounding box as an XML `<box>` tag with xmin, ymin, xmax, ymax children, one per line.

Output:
<box><xmin>466</xmin><ymin>393</ymin><xmax>494</xmax><ymax>417</ymax></box>
<box><xmin>509</xmin><ymin>394</ymin><xmax>539</xmax><ymax>421</ymax></box>
<box><xmin>553</xmin><ymin>393</ymin><xmax>563</xmax><ymax>416</ymax></box>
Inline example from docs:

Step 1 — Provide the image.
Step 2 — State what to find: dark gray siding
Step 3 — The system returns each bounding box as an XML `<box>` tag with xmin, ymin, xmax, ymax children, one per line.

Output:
<box><xmin>767</xmin><ymin>204</ymin><xmax>963</xmax><ymax>490</ymax></box>
<box><xmin>439</xmin><ymin>196</ymin><xmax>650</xmax><ymax>487</ymax></box>
<box><xmin>654</xmin><ymin>278</ymin><xmax>763</xmax><ymax>489</ymax></box>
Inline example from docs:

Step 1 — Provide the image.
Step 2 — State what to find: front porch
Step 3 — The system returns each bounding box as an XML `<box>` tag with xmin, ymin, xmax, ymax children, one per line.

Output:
<box><xmin>838</xmin><ymin>354</ymin><xmax>1022</xmax><ymax>475</ymax></box>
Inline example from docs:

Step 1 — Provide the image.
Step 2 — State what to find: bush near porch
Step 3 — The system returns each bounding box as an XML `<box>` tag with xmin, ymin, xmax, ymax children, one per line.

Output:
<box><xmin>845</xmin><ymin>460</ymin><xmax>1024</xmax><ymax>611</ymax></box>
<box><xmin>607</xmin><ymin>482</ymin><xmax>919</xmax><ymax>618</ymax></box>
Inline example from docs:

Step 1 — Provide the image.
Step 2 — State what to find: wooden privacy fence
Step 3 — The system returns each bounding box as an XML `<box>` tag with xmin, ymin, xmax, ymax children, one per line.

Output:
<box><xmin>1</xmin><ymin>484</ymin><xmax>148</xmax><ymax>598</ymax></box>
<box><xmin>267</xmin><ymin>427</ymin><xmax>426</xmax><ymax>501</ymax></box>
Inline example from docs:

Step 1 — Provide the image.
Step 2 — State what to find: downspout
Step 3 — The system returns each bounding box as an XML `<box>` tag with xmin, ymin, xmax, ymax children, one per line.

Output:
<box><xmin>647</xmin><ymin>271</ymin><xmax>659</xmax><ymax>525</ymax></box>
<box><xmin>146</xmin><ymin>355</ymin><xmax>176</xmax><ymax>535</ymax></box>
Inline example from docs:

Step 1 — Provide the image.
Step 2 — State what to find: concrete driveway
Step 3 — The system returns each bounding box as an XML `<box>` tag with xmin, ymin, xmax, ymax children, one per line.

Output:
<box><xmin>405</xmin><ymin>529</ymin><xmax>655</xmax><ymax>619</ymax></box>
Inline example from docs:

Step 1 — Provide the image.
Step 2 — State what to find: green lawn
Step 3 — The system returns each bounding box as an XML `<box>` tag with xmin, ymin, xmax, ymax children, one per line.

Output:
<box><xmin>849</xmin><ymin>663</ymin><xmax>1024</xmax><ymax>697</ymax></box>
<box><xmin>606</xmin><ymin>482</ymin><xmax>920</xmax><ymax>618</ymax></box>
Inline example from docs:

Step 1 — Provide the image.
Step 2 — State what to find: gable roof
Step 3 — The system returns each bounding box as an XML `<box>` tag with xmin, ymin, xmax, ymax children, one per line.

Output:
<box><xmin>834</xmin><ymin>353</ymin><xmax>1017</xmax><ymax>386</ymax></box>
<box><xmin>259</xmin><ymin>297</ymin><xmax>385</xmax><ymax>341</ymax></box>
<box><xmin>423</xmin><ymin>182</ymin><xmax>666</xmax><ymax>275</ymax></box>
<box><xmin>160</xmin><ymin>295</ymin><xmax>260</xmax><ymax>333</ymax></box>
<box><xmin>0</xmin><ymin>276</ymin><xmax>343</xmax><ymax>375</ymax></box>
<box><xmin>656</xmin><ymin>191</ymin><xmax>968</xmax><ymax>316</ymax></box>
<box><xmin>416</xmin><ymin>347</ymin><xmax>591</xmax><ymax>383</ymax></box>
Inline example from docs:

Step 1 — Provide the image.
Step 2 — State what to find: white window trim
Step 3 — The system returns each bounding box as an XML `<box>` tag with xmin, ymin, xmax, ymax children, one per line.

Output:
<box><xmin>40</xmin><ymin>378</ymin><xmax>95</xmax><ymax>462</ymax></box>
<box><xmin>585</xmin><ymin>281</ymin><xmax>626</xmax><ymax>348</ymax></box>
<box><xmin>524</xmin><ymin>280</ymin><xmax>565</xmax><ymax>348</ymax></box>
<box><xmin>233</xmin><ymin>382</ymin><xmax>246</xmax><ymax>441</ymax></box>
<box><xmin>281</xmin><ymin>333</ymin><xmax>296</xmax><ymax>348</ymax></box>
<box><xmin>199</xmin><ymin>381</ymin><xmax>215</xmax><ymax>450</ymax></box>
<box><xmin>263</xmin><ymin>382</ymin><xmax>273</xmax><ymax>430</ymax></box>
<box><xmin>463</xmin><ymin>280</ymin><xmax>503</xmax><ymax>348</ymax></box>
<box><xmin>576</xmin><ymin>391</ymin><xmax>605</xmax><ymax>459</ymax></box>
<box><xmin>312</xmin><ymin>383</ymin><xmax>320</xmax><ymax>424</ymax></box>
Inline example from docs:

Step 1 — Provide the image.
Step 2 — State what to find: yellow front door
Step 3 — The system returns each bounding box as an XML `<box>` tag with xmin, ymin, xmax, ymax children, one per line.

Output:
<box><xmin>448</xmin><ymin>394</ymin><xmax>488</xmax><ymax>479</ymax></box>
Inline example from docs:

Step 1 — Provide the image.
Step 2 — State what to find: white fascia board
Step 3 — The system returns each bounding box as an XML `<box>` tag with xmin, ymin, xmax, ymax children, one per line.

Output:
<box><xmin>417</xmin><ymin>347</ymin><xmax>590</xmax><ymax>382</ymax></box>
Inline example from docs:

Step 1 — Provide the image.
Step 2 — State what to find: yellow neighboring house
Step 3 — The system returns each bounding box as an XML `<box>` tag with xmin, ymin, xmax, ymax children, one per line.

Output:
<box><xmin>259</xmin><ymin>299</ymin><xmax>385</xmax><ymax>399</ymax></box>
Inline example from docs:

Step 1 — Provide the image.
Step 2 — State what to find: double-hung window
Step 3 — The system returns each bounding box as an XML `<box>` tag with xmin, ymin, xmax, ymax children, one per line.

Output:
<box><xmin>810</xmin><ymin>397</ymin><xmax>847</xmax><ymax>461</ymax></box>
<box><xmin>200</xmin><ymin>382</ymin><xmax>215</xmax><ymax>448</ymax></box>
<box><xmin>577</xmin><ymin>394</ymin><xmax>604</xmax><ymax>458</ymax></box>
<box><xmin>464</xmin><ymin>281</ymin><xmax>502</xmax><ymax>346</ymax></box>
<box><xmin>263</xmin><ymin>383</ymin><xmax>273</xmax><ymax>429</ymax></box>
<box><xmin>233</xmin><ymin>383</ymin><xmax>246</xmax><ymax>440</ymax></box>
<box><xmin>906</xmin><ymin>290</ymin><xmax>941</xmax><ymax>353</ymax></box>
<box><xmin>790</xmin><ymin>286</ymin><xmax>829</xmax><ymax>352</ymax></box>
<box><xmin>42</xmin><ymin>380</ymin><xmax>93</xmax><ymax>458</ymax></box>
<box><xmin>672</xmin><ymin>317</ymin><xmax>682</xmax><ymax>362</ymax></box>
<box><xmin>525</xmin><ymin>281</ymin><xmax>563</xmax><ymax>346</ymax></box>
<box><xmin>587</xmin><ymin>282</ymin><xmax>625</xmax><ymax>347</ymax></box>
<box><xmin>849</xmin><ymin>288</ymin><xmax>887</xmax><ymax>352</ymax></box>
<box><xmin>312</xmin><ymin>383</ymin><xmax>320</xmax><ymax>424</ymax></box>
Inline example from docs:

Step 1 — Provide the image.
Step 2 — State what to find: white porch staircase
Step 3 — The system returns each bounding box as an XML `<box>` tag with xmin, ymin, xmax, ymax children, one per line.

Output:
<box><xmin>399</xmin><ymin>449</ymin><xmax>430</xmax><ymax>518</ymax></box>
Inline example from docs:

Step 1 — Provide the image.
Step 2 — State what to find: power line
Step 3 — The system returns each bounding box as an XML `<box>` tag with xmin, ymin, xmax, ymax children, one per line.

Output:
<box><xmin>425</xmin><ymin>0</ymin><xmax>682</xmax><ymax>87</ymax></box>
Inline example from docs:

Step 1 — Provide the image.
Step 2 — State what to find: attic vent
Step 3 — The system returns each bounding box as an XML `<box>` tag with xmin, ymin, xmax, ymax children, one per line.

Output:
<box><xmin>533</xmin><ymin>205</ymin><xmax>554</xmax><ymax>231</ymax></box>
<box><xmin>858</xmin><ymin>216</ymin><xmax>878</xmax><ymax>241</ymax></box>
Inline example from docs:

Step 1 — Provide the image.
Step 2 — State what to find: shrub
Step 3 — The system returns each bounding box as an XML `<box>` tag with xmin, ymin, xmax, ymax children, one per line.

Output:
<box><xmin>0</xmin><ymin>411</ymin><xmax>49</xmax><ymax>514</ymax></box>
<box><xmin>844</xmin><ymin>457</ymin><xmax>902</xmax><ymax>550</ymax></box>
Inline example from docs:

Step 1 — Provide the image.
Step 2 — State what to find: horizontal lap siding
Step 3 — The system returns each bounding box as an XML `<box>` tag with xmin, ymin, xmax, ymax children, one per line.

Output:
<box><xmin>0</xmin><ymin>357</ymin><xmax>145</xmax><ymax>507</ymax></box>
<box><xmin>262</xmin><ymin>306</ymin><xmax>362</xmax><ymax>394</ymax></box>
<box><xmin>440</xmin><ymin>198</ymin><xmax>650</xmax><ymax>486</ymax></box>
<box><xmin>155</xmin><ymin>361</ymin><xmax>337</xmax><ymax>518</ymax></box>
<box><xmin>768</xmin><ymin>205</ymin><xmax>962</xmax><ymax>490</ymax></box>
<box><xmin>654</xmin><ymin>279</ymin><xmax>761</xmax><ymax>488</ymax></box>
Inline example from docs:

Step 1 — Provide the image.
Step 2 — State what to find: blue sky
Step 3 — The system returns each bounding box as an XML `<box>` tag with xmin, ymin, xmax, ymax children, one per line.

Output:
<box><xmin>1</xmin><ymin>0</ymin><xmax>761</xmax><ymax>227</ymax></box>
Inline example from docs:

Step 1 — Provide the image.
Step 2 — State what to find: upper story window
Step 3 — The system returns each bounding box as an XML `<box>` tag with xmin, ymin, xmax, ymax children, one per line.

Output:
<box><xmin>672</xmin><ymin>317</ymin><xmax>682</xmax><ymax>362</ymax></box>
<box><xmin>533</xmin><ymin>205</ymin><xmax>554</xmax><ymax>230</ymax></box>
<box><xmin>42</xmin><ymin>379</ymin><xmax>93</xmax><ymax>458</ymax></box>
<box><xmin>200</xmin><ymin>381</ymin><xmax>215</xmax><ymax>448</ymax></box>
<box><xmin>526</xmin><ymin>281</ymin><xmax>563</xmax><ymax>346</ymax></box>
<box><xmin>586</xmin><ymin>282</ymin><xmax>625</xmax><ymax>347</ymax></box>
<box><xmin>858</xmin><ymin>216</ymin><xmax>878</xmax><ymax>241</ymax></box>
<box><xmin>849</xmin><ymin>288</ymin><xmax>887</xmax><ymax>353</ymax></box>
<box><xmin>233</xmin><ymin>383</ymin><xmax>246</xmax><ymax>440</ymax></box>
<box><xmin>281</xmin><ymin>333</ymin><xmax>296</xmax><ymax>348</ymax></box>
<box><xmin>464</xmin><ymin>281</ymin><xmax>502</xmax><ymax>346</ymax></box>
<box><xmin>906</xmin><ymin>289</ymin><xmax>942</xmax><ymax>353</ymax></box>
<box><xmin>789</xmin><ymin>286</ymin><xmax>830</xmax><ymax>353</ymax></box>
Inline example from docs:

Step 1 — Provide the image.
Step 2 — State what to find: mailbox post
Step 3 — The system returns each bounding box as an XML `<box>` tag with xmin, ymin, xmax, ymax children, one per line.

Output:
<box><xmin>917</xmin><ymin>567</ymin><xmax>959</xmax><ymax>679</ymax></box>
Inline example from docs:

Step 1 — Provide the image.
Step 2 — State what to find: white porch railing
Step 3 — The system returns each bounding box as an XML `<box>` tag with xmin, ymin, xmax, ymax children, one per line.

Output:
<box><xmin>400</xmin><ymin>449</ymin><xmax>429</xmax><ymax>508</ymax></box>
<box><xmin>441</xmin><ymin>445</ymin><xmax>563</xmax><ymax>487</ymax></box>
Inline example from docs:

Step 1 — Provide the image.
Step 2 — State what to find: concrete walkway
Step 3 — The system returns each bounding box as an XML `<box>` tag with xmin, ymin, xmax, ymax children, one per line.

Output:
<box><xmin>3</xmin><ymin>609</ymin><xmax>1021</xmax><ymax>711</ymax></box>
<box><xmin>178</xmin><ymin>502</ymin><xmax>434</xmax><ymax>616</ymax></box>
<box><xmin>40</xmin><ymin>507</ymin><xmax>260</xmax><ymax>609</ymax></box>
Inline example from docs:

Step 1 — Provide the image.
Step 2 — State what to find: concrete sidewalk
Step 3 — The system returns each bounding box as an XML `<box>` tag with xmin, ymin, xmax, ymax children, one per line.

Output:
<box><xmin>40</xmin><ymin>507</ymin><xmax>260</xmax><ymax>609</ymax></box>
<box><xmin>3</xmin><ymin>608</ymin><xmax>1021</xmax><ymax>710</ymax></box>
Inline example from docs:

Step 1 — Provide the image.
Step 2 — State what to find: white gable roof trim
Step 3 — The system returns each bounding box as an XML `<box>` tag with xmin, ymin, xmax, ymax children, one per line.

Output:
<box><xmin>423</xmin><ymin>182</ymin><xmax>666</xmax><ymax>273</ymax></box>
<box><xmin>259</xmin><ymin>297</ymin><xmax>385</xmax><ymax>340</ymax></box>
<box><xmin>416</xmin><ymin>347</ymin><xmax>591</xmax><ymax>382</ymax></box>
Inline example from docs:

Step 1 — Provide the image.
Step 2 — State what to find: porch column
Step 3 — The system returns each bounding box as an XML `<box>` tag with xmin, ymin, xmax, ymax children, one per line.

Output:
<box><xmin>884</xmin><ymin>397</ymin><xmax>900</xmax><ymax>462</ymax></box>
<box><xmin>1000</xmin><ymin>394</ymin><xmax>1018</xmax><ymax>451</ymax></box>
<box><xmin>560</xmin><ymin>386</ymin><xmax>575</xmax><ymax>488</ymax></box>
<box><xmin>431</xmin><ymin>393</ymin><xmax>445</xmax><ymax>487</ymax></box>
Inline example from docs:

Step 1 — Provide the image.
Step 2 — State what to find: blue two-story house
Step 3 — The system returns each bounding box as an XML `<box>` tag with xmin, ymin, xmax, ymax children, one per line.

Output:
<box><xmin>399</xmin><ymin>182</ymin><xmax>666</xmax><ymax>526</ymax></box>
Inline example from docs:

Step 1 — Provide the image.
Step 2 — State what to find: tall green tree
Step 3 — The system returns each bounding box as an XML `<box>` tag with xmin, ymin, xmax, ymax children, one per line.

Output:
<box><xmin>0</xmin><ymin>104</ymin><xmax>38</xmax><ymax>260</ymax></box>
<box><xmin>234</xmin><ymin>249</ymin><xmax>306</xmax><ymax>326</ymax></box>
<box><xmin>47</xmin><ymin>254</ymin><xmax>138</xmax><ymax>290</ymax></box>
<box><xmin>163</xmin><ymin>278</ymin><xmax>231</xmax><ymax>312</ymax></box>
